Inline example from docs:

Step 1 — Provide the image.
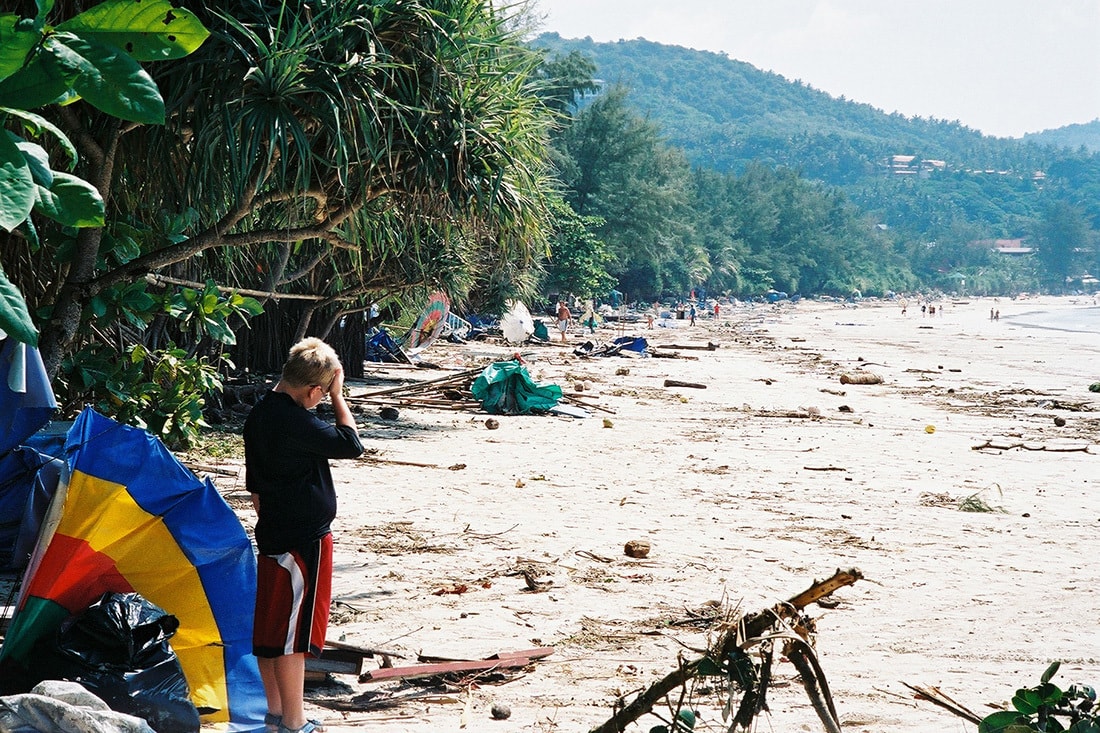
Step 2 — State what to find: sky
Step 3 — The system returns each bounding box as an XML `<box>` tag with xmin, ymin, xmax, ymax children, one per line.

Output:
<box><xmin>533</xmin><ymin>0</ymin><xmax>1100</xmax><ymax>139</ymax></box>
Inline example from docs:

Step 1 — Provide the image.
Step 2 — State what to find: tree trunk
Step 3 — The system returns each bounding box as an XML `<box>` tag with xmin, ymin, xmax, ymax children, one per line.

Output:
<box><xmin>40</xmin><ymin>117</ymin><xmax>120</xmax><ymax>378</ymax></box>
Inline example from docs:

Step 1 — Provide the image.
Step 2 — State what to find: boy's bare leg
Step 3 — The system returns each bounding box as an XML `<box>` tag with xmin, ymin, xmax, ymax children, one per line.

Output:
<box><xmin>257</xmin><ymin>656</ymin><xmax>282</xmax><ymax>717</ymax></box>
<box><xmin>273</xmin><ymin>653</ymin><xmax>308</xmax><ymax>730</ymax></box>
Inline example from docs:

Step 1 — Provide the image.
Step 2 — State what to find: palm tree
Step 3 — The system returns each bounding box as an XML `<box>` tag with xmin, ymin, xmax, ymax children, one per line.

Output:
<box><xmin>34</xmin><ymin>0</ymin><xmax>556</xmax><ymax>375</ymax></box>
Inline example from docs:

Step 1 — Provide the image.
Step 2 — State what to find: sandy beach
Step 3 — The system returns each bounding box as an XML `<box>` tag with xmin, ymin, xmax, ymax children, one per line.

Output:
<box><xmin>224</xmin><ymin>295</ymin><xmax>1100</xmax><ymax>733</ymax></box>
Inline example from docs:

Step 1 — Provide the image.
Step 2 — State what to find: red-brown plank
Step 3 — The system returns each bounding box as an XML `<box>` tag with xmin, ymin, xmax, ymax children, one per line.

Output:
<box><xmin>361</xmin><ymin>657</ymin><xmax>532</xmax><ymax>682</ymax></box>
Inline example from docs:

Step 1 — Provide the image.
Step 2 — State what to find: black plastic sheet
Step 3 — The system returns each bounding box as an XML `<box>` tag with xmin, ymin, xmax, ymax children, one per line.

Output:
<box><xmin>45</xmin><ymin>592</ymin><xmax>200</xmax><ymax>733</ymax></box>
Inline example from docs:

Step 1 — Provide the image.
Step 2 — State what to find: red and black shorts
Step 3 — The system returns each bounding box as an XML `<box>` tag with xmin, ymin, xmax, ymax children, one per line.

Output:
<box><xmin>252</xmin><ymin>533</ymin><xmax>332</xmax><ymax>658</ymax></box>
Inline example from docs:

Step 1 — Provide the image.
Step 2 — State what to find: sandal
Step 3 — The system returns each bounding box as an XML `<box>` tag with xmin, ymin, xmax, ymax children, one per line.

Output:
<box><xmin>277</xmin><ymin>720</ymin><xmax>325</xmax><ymax>733</ymax></box>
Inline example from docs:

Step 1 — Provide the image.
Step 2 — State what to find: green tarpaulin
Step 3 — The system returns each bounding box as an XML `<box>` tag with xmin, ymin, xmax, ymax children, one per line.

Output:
<box><xmin>471</xmin><ymin>361</ymin><xmax>562</xmax><ymax>415</ymax></box>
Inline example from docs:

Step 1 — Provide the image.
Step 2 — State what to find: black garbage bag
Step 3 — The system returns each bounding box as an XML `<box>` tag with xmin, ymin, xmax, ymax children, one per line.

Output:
<box><xmin>49</xmin><ymin>591</ymin><xmax>200</xmax><ymax>733</ymax></box>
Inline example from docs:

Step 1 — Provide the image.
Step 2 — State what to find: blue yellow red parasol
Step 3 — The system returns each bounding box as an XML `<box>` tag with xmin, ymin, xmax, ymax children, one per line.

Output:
<box><xmin>0</xmin><ymin>408</ymin><xmax>264</xmax><ymax>728</ymax></box>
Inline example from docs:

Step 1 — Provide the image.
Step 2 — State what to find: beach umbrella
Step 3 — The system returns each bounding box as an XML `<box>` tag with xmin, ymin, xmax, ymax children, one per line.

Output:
<box><xmin>0</xmin><ymin>408</ymin><xmax>264</xmax><ymax>729</ymax></box>
<box><xmin>500</xmin><ymin>300</ymin><xmax>535</xmax><ymax>344</ymax></box>
<box><xmin>404</xmin><ymin>291</ymin><xmax>451</xmax><ymax>354</ymax></box>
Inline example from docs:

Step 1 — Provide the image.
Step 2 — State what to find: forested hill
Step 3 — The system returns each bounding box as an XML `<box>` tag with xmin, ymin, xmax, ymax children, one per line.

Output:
<box><xmin>533</xmin><ymin>33</ymin><xmax>1070</xmax><ymax>185</ymax></box>
<box><xmin>1024</xmin><ymin>120</ymin><xmax>1100</xmax><ymax>153</ymax></box>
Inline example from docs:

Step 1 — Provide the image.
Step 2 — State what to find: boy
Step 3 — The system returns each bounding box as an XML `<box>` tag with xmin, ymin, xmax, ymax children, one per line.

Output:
<box><xmin>244</xmin><ymin>338</ymin><xmax>364</xmax><ymax>733</ymax></box>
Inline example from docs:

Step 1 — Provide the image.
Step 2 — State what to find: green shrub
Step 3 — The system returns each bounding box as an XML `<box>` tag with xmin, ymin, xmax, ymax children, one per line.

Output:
<box><xmin>980</xmin><ymin>662</ymin><xmax>1098</xmax><ymax>733</ymax></box>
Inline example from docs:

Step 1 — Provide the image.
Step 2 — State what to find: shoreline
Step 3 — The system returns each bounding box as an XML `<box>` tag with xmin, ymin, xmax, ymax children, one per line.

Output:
<box><xmin>224</xmin><ymin>295</ymin><xmax>1100</xmax><ymax>732</ymax></box>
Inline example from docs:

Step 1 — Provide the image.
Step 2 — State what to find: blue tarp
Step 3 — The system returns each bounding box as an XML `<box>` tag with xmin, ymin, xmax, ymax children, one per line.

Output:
<box><xmin>0</xmin><ymin>447</ymin><xmax>62</xmax><ymax>571</ymax></box>
<box><xmin>365</xmin><ymin>328</ymin><xmax>407</xmax><ymax>363</ymax></box>
<box><xmin>0</xmin><ymin>339</ymin><xmax>60</xmax><ymax>572</ymax></box>
<box><xmin>0</xmin><ymin>339</ymin><xmax>56</xmax><ymax>455</ymax></box>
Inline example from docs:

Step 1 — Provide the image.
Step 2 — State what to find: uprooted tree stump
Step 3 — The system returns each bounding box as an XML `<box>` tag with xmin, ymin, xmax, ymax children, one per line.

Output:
<box><xmin>589</xmin><ymin>567</ymin><xmax>863</xmax><ymax>733</ymax></box>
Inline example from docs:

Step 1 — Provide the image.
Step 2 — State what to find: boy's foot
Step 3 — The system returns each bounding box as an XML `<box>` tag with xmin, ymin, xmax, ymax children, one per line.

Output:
<box><xmin>269</xmin><ymin>716</ymin><xmax>325</xmax><ymax>733</ymax></box>
<box><xmin>278</xmin><ymin>722</ymin><xmax>324</xmax><ymax>733</ymax></box>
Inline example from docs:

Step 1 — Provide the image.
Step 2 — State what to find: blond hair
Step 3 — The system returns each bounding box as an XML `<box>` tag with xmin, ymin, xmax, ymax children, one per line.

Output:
<box><xmin>281</xmin><ymin>337</ymin><xmax>340</xmax><ymax>388</ymax></box>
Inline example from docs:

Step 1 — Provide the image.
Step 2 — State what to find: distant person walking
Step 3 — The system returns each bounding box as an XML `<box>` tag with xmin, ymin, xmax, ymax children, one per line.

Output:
<box><xmin>689</xmin><ymin>304</ymin><xmax>696</xmax><ymax>326</ymax></box>
<box><xmin>556</xmin><ymin>301</ymin><xmax>571</xmax><ymax>343</ymax></box>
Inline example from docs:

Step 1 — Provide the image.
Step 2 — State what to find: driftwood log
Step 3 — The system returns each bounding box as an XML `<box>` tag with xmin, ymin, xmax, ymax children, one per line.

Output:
<box><xmin>971</xmin><ymin>440</ymin><xmax>1091</xmax><ymax>453</ymax></box>
<box><xmin>663</xmin><ymin>379</ymin><xmax>707</xmax><ymax>389</ymax></box>
<box><xmin>589</xmin><ymin>568</ymin><xmax>863</xmax><ymax>733</ymax></box>
<box><xmin>657</xmin><ymin>342</ymin><xmax>720</xmax><ymax>351</ymax></box>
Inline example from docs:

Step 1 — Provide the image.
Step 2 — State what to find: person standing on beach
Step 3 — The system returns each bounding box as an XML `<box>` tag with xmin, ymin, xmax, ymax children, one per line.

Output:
<box><xmin>245</xmin><ymin>338</ymin><xmax>364</xmax><ymax>733</ymax></box>
<box><xmin>556</xmin><ymin>301</ymin><xmax>571</xmax><ymax>342</ymax></box>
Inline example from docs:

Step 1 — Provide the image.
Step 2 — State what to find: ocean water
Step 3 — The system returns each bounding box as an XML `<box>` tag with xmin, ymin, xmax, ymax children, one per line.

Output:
<box><xmin>1003</xmin><ymin>305</ymin><xmax>1100</xmax><ymax>334</ymax></box>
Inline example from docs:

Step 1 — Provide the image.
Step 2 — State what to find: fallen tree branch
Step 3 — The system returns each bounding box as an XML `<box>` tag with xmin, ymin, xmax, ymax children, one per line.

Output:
<box><xmin>755</xmin><ymin>410</ymin><xmax>818</xmax><ymax>419</ymax></box>
<box><xmin>901</xmin><ymin>682</ymin><xmax>984</xmax><ymax>724</ymax></box>
<box><xmin>971</xmin><ymin>440</ymin><xmax>1091</xmax><ymax>453</ymax></box>
<box><xmin>589</xmin><ymin>568</ymin><xmax>863</xmax><ymax>733</ymax></box>
<box><xmin>787</xmin><ymin>638</ymin><xmax>841</xmax><ymax>733</ymax></box>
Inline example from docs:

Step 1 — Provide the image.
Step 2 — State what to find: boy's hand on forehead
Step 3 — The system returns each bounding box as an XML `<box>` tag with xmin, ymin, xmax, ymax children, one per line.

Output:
<box><xmin>328</xmin><ymin>365</ymin><xmax>345</xmax><ymax>396</ymax></box>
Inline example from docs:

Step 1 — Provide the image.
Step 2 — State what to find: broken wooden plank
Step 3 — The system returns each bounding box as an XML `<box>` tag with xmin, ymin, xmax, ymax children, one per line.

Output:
<box><xmin>417</xmin><ymin>647</ymin><xmax>554</xmax><ymax>664</ymax></box>
<box><xmin>839</xmin><ymin>372</ymin><xmax>882</xmax><ymax>385</ymax></box>
<box><xmin>360</xmin><ymin>656</ymin><xmax>533</xmax><ymax>683</ymax></box>
<box><xmin>487</xmin><ymin>647</ymin><xmax>555</xmax><ymax>661</ymax></box>
<box><xmin>325</xmin><ymin>639</ymin><xmax>406</xmax><ymax>660</ymax></box>
<box><xmin>305</xmin><ymin>646</ymin><xmax>366</xmax><ymax>676</ymax></box>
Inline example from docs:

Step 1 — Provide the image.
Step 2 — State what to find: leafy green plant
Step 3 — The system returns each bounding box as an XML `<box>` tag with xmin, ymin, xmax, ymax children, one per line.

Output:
<box><xmin>64</xmin><ymin>342</ymin><xmax>222</xmax><ymax>450</ymax></box>
<box><xmin>167</xmin><ymin>280</ymin><xmax>263</xmax><ymax>349</ymax></box>
<box><xmin>58</xmin><ymin>280</ymin><xmax>260</xmax><ymax>449</ymax></box>
<box><xmin>0</xmin><ymin>0</ymin><xmax>208</xmax><ymax>345</ymax></box>
<box><xmin>980</xmin><ymin>662</ymin><xmax>1098</xmax><ymax>733</ymax></box>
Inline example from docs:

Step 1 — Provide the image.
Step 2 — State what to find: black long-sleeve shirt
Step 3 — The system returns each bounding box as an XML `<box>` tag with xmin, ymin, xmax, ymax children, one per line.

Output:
<box><xmin>244</xmin><ymin>390</ymin><xmax>363</xmax><ymax>555</ymax></box>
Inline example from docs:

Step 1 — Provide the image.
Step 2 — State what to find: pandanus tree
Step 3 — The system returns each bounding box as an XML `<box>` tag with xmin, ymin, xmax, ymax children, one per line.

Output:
<box><xmin>6</xmin><ymin>0</ymin><xmax>556</xmax><ymax>381</ymax></box>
